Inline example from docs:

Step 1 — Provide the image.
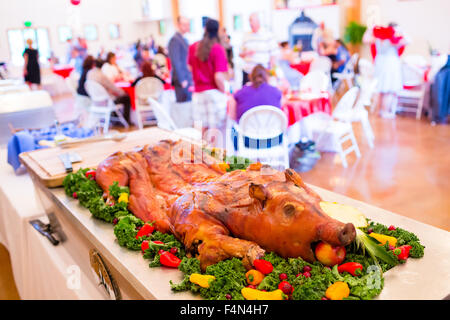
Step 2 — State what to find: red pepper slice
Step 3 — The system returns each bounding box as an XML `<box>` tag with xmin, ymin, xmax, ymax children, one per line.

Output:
<box><xmin>159</xmin><ymin>251</ymin><xmax>181</xmax><ymax>268</ymax></box>
<box><xmin>141</xmin><ymin>240</ymin><xmax>149</xmax><ymax>252</ymax></box>
<box><xmin>135</xmin><ymin>223</ymin><xmax>155</xmax><ymax>239</ymax></box>
<box><xmin>253</xmin><ymin>259</ymin><xmax>273</xmax><ymax>275</ymax></box>
<box><xmin>85</xmin><ymin>170</ymin><xmax>96</xmax><ymax>180</ymax></box>
<box><xmin>338</xmin><ymin>262</ymin><xmax>364</xmax><ymax>276</ymax></box>
<box><xmin>393</xmin><ymin>245</ymin><xmax>412</xmax><ymax>260</ymax></box>
<box><xmin>153</xmin><ymin>240</ymin><xmax>164</xmax><ymax>245</ymax></box>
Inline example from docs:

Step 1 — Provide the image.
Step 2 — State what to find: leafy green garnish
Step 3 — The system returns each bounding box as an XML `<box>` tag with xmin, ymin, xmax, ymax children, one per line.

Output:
<box><xmin>109</xmin><ymin>181</ymin><xmax>130</xmax><ymax>199</ymax></box>
<box><xmin>363</xmin><ymin>221</ymin><xmax>425</xmax><ymax>258</ymax></box>
<box><xmin>63</xmin><ymin>168</ymin><xmax>425</xmax><ymax>301</ymax></box>
<box><xmin>113</xmin><ymin>215</ymin><xmax>143</xmax><ymax>250</ymax></box>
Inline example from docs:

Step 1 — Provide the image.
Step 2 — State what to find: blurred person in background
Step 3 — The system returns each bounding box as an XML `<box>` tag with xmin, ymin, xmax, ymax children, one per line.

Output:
<box><xmin>77</xmin><ymin>55</ymin><xmax>96</xmax><ymax>97</ymax></box>
<box><xmin>101</xmin><ymin>52</ymin><xmax>128</xmax><ymax>82</ymax></box>
<box><xmin>278</xmin><ymin>41</ymin><xmax>303</xmax><ymax>90</ymax></box>
<box><xmin>23</xmin><ymin>38</ymin><xmax>41</xmax><ymax>90</ymax></box>
<box><xmin>329</xmin><ymin>39</ymin><xmax>351</xmax><ymax>84</ymax></box>
<box><xmin>364</xmin><ymin>22</ymin><xmax>408</xmax><ymax>118</ymax></box>
<box><xmin>168</xmin><ymin>16</ymin><xmax>193</xmax><ymax>103</ymax></box>
<box><xmin>188</xmin><ymin>18</ymin><xmax>228</xmax><ymax>141</ymax></box>
<box><xmin>153</xmin><ymin>45</ymin><xmax>169</xmax><ymax>80</ymax></box>
<box><xmin>312</xmin><ymin>21</ymin><xmax>334</xmax><ymax>54</ymax></box>
<box><xmin>240</xmin><ymin>12</ymin><xmax>278</xmax><ymax>86</ymax></box>
<box><xmin>229</xmin><ymin>64</ymin><xmax>282</xmax><ymax>151</ymax></box>
<box><xmin>132</xmin><ymin>60</ymin><xmax>165</xmax><ymax>87</ymax></box>
<box><xmin>229</xmin><ymin>64</ymin><xmax>281</xmax><ymax>121</ymax></box>
<box><xmin>221</xmin><ymin>27</ymin><xmax>234</xmax><ymax>79</ymax></box>
<box><xmin>87</xmin><ymin>59</ymin><xmax>131</xmax><ymax>124</ymax></box>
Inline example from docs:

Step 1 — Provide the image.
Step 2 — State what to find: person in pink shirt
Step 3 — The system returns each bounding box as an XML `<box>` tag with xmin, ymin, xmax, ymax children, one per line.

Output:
<box><xmin>188</xmin><ymin>18</ymin><xmax>228</xmax><ymax>136</ymax></box>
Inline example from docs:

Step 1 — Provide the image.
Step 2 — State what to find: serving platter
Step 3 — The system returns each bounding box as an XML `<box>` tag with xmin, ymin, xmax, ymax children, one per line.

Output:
<box><xmin>20</xmin><ymin>128</ymin><xmax>450</xmax><ymax>300</ymax></box>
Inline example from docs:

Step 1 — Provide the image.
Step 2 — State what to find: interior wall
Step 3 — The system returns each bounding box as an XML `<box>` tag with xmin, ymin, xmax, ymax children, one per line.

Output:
<box><xmin>0</xmin><ymin>0</ymin><xmax>164</xmax><ymax>65</ymax></box>
<box><xmin>360</xmin><ymin>0</ymin><xmax>450</xmax><ymax>58</ymax></box>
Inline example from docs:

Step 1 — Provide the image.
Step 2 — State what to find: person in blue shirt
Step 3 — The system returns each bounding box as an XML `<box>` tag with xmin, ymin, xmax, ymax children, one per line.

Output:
<box><xmin>329</xmin><ymin>39</ymin><xmax>351</xmax><ymax>85</ymax></box>
<box><xmin>333</xmin><ymin>39</ymin><xmax>350</xmax><ymax>73</ymax></box>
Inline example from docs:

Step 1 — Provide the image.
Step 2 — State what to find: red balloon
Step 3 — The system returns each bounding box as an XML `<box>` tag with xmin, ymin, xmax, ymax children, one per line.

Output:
<box><xmin>71</xmin><ymin>0</ymin><xmax>81</xmax><ymax>5</ymax></box>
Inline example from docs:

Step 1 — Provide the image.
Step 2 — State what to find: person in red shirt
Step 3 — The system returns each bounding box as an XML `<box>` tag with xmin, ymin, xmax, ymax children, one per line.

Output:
<box><xmin>188</xmin><ymin>18</ymin><xmax>229</xmax><ymax>139</ymax></box>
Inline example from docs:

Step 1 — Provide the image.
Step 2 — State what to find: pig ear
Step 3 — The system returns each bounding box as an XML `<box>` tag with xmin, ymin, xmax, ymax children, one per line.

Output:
<box><xmin>284</xmin><ymin>168</ymin><xmax>306</xmax><ymax>188</ymax></box>
<box><xmin>249</xmin><ymin>183</ymin><xmax>267</xmax><ymax>202</ymax></box>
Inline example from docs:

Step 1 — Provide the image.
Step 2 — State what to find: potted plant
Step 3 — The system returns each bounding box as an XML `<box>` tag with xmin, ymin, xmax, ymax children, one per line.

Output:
<box><xmin>344</xmin><ymin>21</ymin><xmax>367</xmax><ymax>53</ymax></box>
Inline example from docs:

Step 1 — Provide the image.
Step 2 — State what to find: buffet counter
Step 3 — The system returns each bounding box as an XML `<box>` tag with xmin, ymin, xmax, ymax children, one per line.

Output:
<box><xmin>8</xmin><ymin>128</ymin><xmax>450</xmax><ymax>300</ymax></box>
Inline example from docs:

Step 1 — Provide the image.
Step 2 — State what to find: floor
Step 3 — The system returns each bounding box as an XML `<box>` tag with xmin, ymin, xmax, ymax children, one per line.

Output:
<box><xmin>299</xmin><ymin>115</ymin><xmax>450</xmax><ymax>232</ymax></box>
<box><xmin>0</xmin><ymin>92</ymin><xmax>449</xmax><ymax>300</ymax></box>
<box><xmin>0</xmin><ymin>244</ymin><xmax>20</xmax><ymax>299</ymax></box>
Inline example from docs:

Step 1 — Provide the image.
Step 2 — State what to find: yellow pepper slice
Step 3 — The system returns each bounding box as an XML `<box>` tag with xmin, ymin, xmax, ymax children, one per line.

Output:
<box><xmin>325</xmin><ymin>281</ymin><xmax>350</xmax><ymax>300</ymax></box>
<box><xmin>189</xmin><ymin>274</ymin><xmax>216</xmax><ymax>288</ymax></box>
<box><xmin>241</xmin><ymin>288</ymin><xmax>285</xmax><ymax>300</ymax></box>
<box><xmin>369</xmin><ymin>233</ymin><xmax>397</xmax><ymax>247</ymax></box>
<box><xmin>118</xmin><ymin>192</ymin><xmax>129</xmax><ymax>204</ymax></box>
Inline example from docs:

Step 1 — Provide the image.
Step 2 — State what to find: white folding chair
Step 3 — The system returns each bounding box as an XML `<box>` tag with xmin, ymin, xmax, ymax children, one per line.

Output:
<box><xmin>358</xmin><ymin>58</ymin><xmax>375</xmax><ymax>78</ymax></box>
<box><xmin>148</xmin><ymin>97</ymin><xmax>201</xmax><ymax>141</ymax></box>
<box><xmin>303</xmin><ymin>90</ymin><xmax>361</xmax><ymax>168</ymax></box>
<box><xmin>66</xmin><ymin>71</ymin><xmax>91</xmax><ymax>126</ymax></box>
<box><xmin>300</xmin><ymin>71</ymin><xmax>329</xmax><ymax>93</ymax></box>
<box><xmin>299</xmin><ymin>71</ymin><xmax>330</xmax><ymax>96</ymax></box>
<box><xmin>310</xmin><ymin>56</ymin><xmax>332</xmax><ymax>74</ymax></box>
<box><xmin>332</xmin><ymin>53</ymin><xmax>359</xmax><ymax>90</ymax></box>
<box><xmin>134</xmin><ymin>77</ymin><xmax>164</xmax><ymax>129</ymax></box>
<box><xmin>396</xmin><ymin>62</ymin><xmax>426</xmax><ymax>119</ymax></box>
<box><xmin>234</xmin><ymin>106</ymin><xmax>290</xmax><ymax>169</ymax></box>
<box><xmin>84</xmin><ymin>80</ymin><xmax>129</xmax><ymax>133</ymax></box>
<box><xmin>333</xmin><ymin>87</ymin><xmax>374</xmax><ymax>148</ymax></box>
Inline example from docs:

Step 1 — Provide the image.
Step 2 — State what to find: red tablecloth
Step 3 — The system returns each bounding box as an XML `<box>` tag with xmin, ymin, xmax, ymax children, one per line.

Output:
<box><xmin>282</xmin><ymin>92</ymin><xmax>332</xmax><ymax>127</ymax></box>
<box><xmin>52</xmin><ymin>65</ymin><xmax>74</xmax><ymax>79</ymax></box>
<box><xmin>116</xmin><ymin>81</ymin><xmax>136</xmax><ymax>109</ymax></box>
<box><xmin>290</xmin><ymin>61</ymin><xmax>312</xmax><ymax>75</ymax></box>
<box><xmin>116</xmin><ymin>81</ymin><xmax>174</xmax><ymax>110</ymax></box>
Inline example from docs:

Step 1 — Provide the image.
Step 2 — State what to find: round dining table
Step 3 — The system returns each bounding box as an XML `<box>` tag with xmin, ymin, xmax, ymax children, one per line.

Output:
<box><xmin>281</xmin><ymin>91</ymin><xmax>332</xmax><ymax>127</ymax></box>
<box><xmin>51</xmin><ymin>65</ymin><xmax>74</xmax><ymax>79</ymax></box>
<box><xmin>289</xmin><ymin>61</ymin><xmax>312</xmax><ymax>76</ymax></box>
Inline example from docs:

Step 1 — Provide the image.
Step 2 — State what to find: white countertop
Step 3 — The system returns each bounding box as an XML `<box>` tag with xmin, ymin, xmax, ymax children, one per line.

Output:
<box><xmin>45</xmin><ymin>183</ymin><xmax>450</xmax><ymax>300</ymax></box>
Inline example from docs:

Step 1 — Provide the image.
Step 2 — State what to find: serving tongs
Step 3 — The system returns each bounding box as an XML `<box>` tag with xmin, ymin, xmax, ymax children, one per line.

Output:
<box><xmin>57</xmin><ymin>131</ymin><xmax>127</xmax><ymax>148</ymax></box>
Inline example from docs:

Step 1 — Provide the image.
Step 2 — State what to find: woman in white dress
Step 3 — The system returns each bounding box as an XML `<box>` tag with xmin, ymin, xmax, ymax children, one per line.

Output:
<box><xmin>364</xmin><ymin>23</ymin><xmax>408</xmax><ymax>118</ymax></box>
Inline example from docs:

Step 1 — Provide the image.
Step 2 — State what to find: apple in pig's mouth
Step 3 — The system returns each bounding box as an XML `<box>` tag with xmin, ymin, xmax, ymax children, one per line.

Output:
<box><xmin>314</xmin><ymin>242</ymin><xmax>346</xmax><ymax>266</ymax></box>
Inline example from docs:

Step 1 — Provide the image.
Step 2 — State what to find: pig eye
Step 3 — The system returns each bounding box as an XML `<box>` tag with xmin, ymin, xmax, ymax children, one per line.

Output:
<box><xmin>283</xmin><ymin>203</ymin><xmax>296</xmax><ymax>216</ymax></box>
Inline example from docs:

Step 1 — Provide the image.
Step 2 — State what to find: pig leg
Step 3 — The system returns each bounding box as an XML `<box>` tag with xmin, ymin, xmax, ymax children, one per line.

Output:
<box><xmin>171</xmin><ymin>198</ymin><xmax>265</xmax><ymax>271</ymax></box>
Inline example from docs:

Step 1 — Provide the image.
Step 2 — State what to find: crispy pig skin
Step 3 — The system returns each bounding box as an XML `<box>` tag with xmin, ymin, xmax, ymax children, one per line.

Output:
<box><xmin>96</xmin><ymin>140</ymin><xmax>356</xmax><ymax>270</ymax></box>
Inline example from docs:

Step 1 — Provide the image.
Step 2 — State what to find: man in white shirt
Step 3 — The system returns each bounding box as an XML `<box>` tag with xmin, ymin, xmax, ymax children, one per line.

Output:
<box><xmin>239</xmin><ymin>12</ymin><xmax>278</xmax><ymax>86</ymax></box>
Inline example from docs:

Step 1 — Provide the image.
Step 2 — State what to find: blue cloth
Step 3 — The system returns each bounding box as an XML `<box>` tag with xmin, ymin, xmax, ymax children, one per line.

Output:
<box><xmin>431</xmin><ymin>55</ymin><xmax>450</xmax><ymax>123</ymax></box>
<box><xmin>7</xmin><ymin>122</ymin><xmax>94</xmax><ymax>171</ymax></box>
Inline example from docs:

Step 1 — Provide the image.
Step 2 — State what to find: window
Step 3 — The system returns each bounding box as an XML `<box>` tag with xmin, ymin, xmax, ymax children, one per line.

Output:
<box><xmin>7</xmin><ymin>28</ymin><xmax>51</xmax><ymax>66</ymax></box>
<box><xmin>159</xmin><ymin>21</ymin><xmax>166</xmax><ymax>36</ymax></box>
<box><xmin>58</xmin><ymin>26</ymin><xmax>73</xmax><ymax>42</ymax></box>
<box><xmin>84</xmin><ymin>25</ymin><xmax>98</xmax><ymax>41</ymax></box>
<box><xmin>108</xmin><ymin>24</ymin><xmax>120</xmax><ymax>39</ymax></box>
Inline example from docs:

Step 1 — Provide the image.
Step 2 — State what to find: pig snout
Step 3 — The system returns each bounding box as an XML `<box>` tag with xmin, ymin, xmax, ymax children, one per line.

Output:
<box><xmin>338</xmin><ymin>223</ymin><xmax>356</xmax><ymax>246</ymax></box>
<box><xmin>318</xmin><ymin>222</ymin><xmax>356</xmax><ymax>247</ymax></box>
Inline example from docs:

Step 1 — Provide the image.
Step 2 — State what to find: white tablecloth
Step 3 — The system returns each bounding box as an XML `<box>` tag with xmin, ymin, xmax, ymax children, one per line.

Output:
<box><xmin>0</xmin><ymin>148</ymin><xmax>103</xmax><ymax>299</ymax></box>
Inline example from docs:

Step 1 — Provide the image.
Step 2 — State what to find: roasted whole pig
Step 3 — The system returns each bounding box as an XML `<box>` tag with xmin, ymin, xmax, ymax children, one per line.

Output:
<box><xmin>96</xmin><ymin>140</ymin><xmax>356</xmax><ymax>270</ymax></box>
